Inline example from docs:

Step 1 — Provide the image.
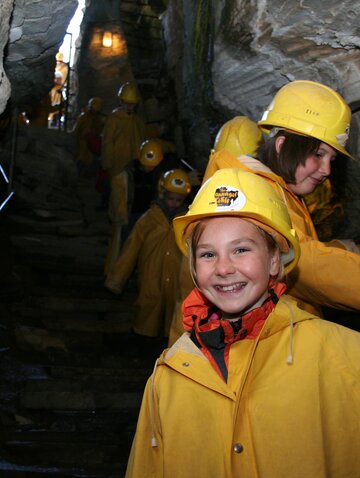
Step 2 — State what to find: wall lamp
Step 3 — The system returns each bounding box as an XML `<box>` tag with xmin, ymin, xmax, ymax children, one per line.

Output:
<box><xmin>102</xmin><ymin>31</ymin><xmax>113</xmax><ymax>48</ymax></box>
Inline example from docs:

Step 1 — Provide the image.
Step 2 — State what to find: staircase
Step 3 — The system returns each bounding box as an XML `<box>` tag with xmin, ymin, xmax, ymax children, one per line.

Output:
<box><xmin>0</xmin><ymin>128</ymin><xmax>165</xmax><ymax>477</ymax></box>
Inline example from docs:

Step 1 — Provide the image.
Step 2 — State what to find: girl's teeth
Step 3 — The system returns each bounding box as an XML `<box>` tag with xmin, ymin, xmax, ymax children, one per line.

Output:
<box><xmin>218</xmin><ymin>283</ymin><xmax>245</xmax><ymax>291</ymax></box>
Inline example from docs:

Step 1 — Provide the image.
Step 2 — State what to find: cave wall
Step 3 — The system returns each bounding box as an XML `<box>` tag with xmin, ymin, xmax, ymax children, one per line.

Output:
<box><xmin>162</xmin><ymin>0</ymin><xmax>360</xmax><ymax>163</ymax></box>
<box><xmin>0</xmin><ymin>0</ymin><xmax>13</xmax><ymax>114</ymax></box>
<box><xmin>3</xmin><ymin>0</ymin><xmax>78</xmax><ymax>111</ymax></box>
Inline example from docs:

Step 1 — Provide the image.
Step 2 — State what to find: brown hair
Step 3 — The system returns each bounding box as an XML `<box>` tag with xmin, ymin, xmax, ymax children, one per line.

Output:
<box><xmin>257</xmin><ymin>130</ymin><xmax>322</xmax><ymax>184</ymax></box>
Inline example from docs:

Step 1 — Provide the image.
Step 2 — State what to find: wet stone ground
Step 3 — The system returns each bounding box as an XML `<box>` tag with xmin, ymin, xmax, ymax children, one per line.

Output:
<box><xmin>0</xmin><ymin>172</ymin><xmax>166</xmax><ymax>477</ymax></box>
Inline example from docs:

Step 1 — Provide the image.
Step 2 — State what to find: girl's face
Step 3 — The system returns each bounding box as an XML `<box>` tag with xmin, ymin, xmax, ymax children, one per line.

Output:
<box><xmin>287</xmin><ymin>141</ymin><xmax>336</xmax><ymax>196</ymax></box>
<box><xmin>165</xmin><ymin>192</ymin><xmax>185</xmax><ymax>211</ymax></box>
<box><xmin>195</xmin><ymin>217</ymin><xmax>280</xmax><ymax>320</ymax></box>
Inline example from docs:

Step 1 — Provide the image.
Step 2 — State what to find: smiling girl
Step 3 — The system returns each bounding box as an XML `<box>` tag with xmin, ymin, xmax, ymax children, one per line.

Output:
<box><xmin>125</xmin><ymin>168</ymin><xmax>360</xmax><ymax>478</ymax></box>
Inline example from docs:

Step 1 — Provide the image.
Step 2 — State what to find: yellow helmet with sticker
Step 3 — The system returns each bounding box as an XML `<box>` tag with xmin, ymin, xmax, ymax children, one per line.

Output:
<box><xmin>139</xmin><ymin>139</ymin><xmax>164</xmax><ymax>167</ymax></box>
<box><xmin>161</xmin><ymin>169</ymin><xmax>191</xmax><ymax>196</ymax></box>
<box><xmin>173</xmin><ymin>168</ymin><xmax>300</xmax><ymax>273</ymax></box>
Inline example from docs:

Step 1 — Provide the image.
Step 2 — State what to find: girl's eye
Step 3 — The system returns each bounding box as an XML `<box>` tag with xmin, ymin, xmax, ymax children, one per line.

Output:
<box><xmin>202</xmin><ymin>252</ymin><xmax>215</xmax><ymax>258</ymax></box>
<box><xmin>235</xmin><ymin>247</ymin><xmax>248</xmax><ymax>254</ymax></box>
<box><xmin>197</xmin><ymin>251</ymin><xmax>215</xmax><ymax>259</ymax></box>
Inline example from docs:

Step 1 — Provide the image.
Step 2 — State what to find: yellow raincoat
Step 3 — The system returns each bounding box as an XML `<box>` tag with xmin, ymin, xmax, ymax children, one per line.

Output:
<box><xmin>126</xmin><ymin>294</ymin><xmax>360</xmax><ymax>478</ymax></box>
<box><xmin>102</xmin><ymin>108</ymin><xmax>147</xmax><ymax>274</ymax></box>
<box><xmin>73</xmin><ymin>110</ymin><xmax>104</xmax><ymax>165</ymax></box>
<box><xmin>101</xmin><ymin>108</ymin><xmax>147</xmax><ymax>178</ymax></box>
<box><xmin>105</xmin><ymin>203</ymin><xmax>183</xmax><ymax>337</ymax></box>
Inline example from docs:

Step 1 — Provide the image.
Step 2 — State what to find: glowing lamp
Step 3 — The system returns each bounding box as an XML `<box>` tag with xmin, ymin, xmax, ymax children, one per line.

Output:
<box><xmin>102</xmin><ymin>31</ymin><xmax>113</xmax><ymax>48</ymax></box>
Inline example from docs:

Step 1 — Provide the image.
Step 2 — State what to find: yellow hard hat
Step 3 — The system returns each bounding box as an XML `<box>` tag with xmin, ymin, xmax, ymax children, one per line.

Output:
<box><xmin>161</xmin><ymin>169</ymin><xmax>191</xmax><ymax>196</ymax></box>
<box><xmin>117</xmin><ymin>82</ymin><xmax>140</xmax><ymax>104</ymax></box>
<box><xmin>139</xmin><ymin>139</ymin><xmax>164</xmax><ymax>167</ymax></box>
<box><xmin>88</xmin><ymin>97</ymin><xmax>102</xmax><ymax>112</ymax></box>
<box><xmin>173</xmin><ymin>168</ymin><xmax>300</xmax><ymax>273</ymax></box>
<box><xmin>258</xmin><ymin>80</ymin><xmax>352</xmax><ymax>158</ymax></box>
<box><xmin>214</xmin><ymin>116</ymin><xmax>264</xmax><ymax>157</ymax></box>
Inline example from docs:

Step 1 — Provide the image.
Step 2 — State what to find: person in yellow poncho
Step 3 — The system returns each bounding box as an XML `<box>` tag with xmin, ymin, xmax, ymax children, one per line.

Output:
<box><xmin>168</xmin><ymin>116</ymin><xmax>265</xmax><ymax>345</ymax></box>
<box><xmin>105</xmin><ymin>169</ymin><xmax>191</xmax><ymax>338</ymax></box>
<box><xmin>73</xmin><ymin>97</ymin><xmax>104</xmax><ymax>177</ymax></box>
<box><xmin>102</xmin><ymin>82</ymin><xmax>147</xmax><ymax>275</ymax></box>
<box><xmin>125</xmin><ymin>168</ymin><xmax>360</xmax><ymax>478</ymax></box>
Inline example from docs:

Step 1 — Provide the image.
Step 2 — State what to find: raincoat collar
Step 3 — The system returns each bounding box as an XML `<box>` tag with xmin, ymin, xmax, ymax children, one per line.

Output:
<box><xmin>181</xmin><ymin>285</ymin><xmax>286</xmax><ymax>380</ymax></box>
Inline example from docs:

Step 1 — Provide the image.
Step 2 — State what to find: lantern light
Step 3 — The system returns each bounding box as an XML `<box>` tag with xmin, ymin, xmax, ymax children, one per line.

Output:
<box><xmin>102</xmin><ymin>31</ymin><xmax>113</xmax><ymax>48</ymax></box>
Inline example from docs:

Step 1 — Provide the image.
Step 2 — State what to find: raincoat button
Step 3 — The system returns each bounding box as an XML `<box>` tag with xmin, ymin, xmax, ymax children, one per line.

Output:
<box><xmin>233</xmin><ymin>443</ymin><xmax>243</xmax><ymax>454</ymax></box>
<box><xmin>182</xmin><ymin>362</ymin><xmax>190</xmax><ymax>367</ymax></box>
<box><xmin>166</xmin><ymin>251</ymin><xmax>170</xmax><ymax>255</ymax></box>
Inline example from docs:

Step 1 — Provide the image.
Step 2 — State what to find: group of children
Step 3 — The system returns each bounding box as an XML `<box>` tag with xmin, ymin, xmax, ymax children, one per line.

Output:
<box><xmin>110</xmin><ymin>79</ymin><xmax>360</xmax><ymax>477</ymax></box>
<box><xmin>73</xmin><ymin>77</ymin><xmax>360</xmax><ymax>475</ymax></box>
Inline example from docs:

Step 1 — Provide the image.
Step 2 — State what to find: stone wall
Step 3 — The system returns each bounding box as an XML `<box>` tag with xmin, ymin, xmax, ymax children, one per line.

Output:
<box><xmin>3</xmin><ymin>0</ymin><xmax>78</xmax><ymax>110</ymax></box>
<box><xmin>0</xmin><ymin>0</ymin><xmax>14</xmax><ymax>113</ymax></box>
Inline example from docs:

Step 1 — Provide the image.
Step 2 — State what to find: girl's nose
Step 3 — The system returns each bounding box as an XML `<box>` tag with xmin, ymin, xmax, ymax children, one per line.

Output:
<box><xmin>215</xmin><ymin>256</ymin><xmax>236</xmax><ymax>276</ymax></box>
<box><xmin>319</xmin><ymin>157</ymin><xmax>331</xmax><ymax>177</ymax></box>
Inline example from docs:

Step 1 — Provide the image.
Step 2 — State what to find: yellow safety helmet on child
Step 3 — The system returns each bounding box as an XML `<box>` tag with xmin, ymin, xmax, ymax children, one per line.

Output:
<box><xmin>139</xmin><ymin>139</ymin><xmax>164</xmax><ymax>167</ymax></box>
<box><xmin>173</xmin><ymin>168</ymin><xmax>300</xmax><ymax>273</ymax></box>
<box><xmin>214</xmin><ymin>116</ymin><xmax>264</xmax><ymax>157</ymax></box>
<box><xmin>117</xmin><ymin>81</ymin><xmax>140</xmax><ymax>105</ymax></box>
<box><xmin>258</xmin><ymin>80</ymin><xmax>352</xmax><ymax>158</ymax></box>
<box><xmin>160</xmin><ymin>169</ymin><xmax>191</xmax><ymax>197</ymax></box>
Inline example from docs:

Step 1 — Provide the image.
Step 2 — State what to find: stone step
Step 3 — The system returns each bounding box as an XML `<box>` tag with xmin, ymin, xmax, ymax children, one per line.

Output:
<box><xmin>20</xmin><ymin>295</ymin><xmax>133</xmax><ymax>313</ymax></box>
<box><xmin>13</xmin><ymin>310</ymin><xmax>133</xmax><ymax>332</ymax></box>
<box><xmin>2</xmin><ymin>430</ymin><xmax>129</xmax><ymax>476</ymax></box>
<box><xmin>7</xmin><ymin>408</ymin><xmax>140</xmax><ymax>434</ymax></box>
<box><xmin>20</xmin><ymin>378</ymin><xmax>144</xmax><ymax>411</ymax></box>
<box><xmin>14</xmin><ymin>345</ymin><xmax>161</xmax><ymax>369</ymax></box>
<box><xmin>0</xmin><ymin>461</ymin><xmax>121</xmax><ymax>478</ymax></box>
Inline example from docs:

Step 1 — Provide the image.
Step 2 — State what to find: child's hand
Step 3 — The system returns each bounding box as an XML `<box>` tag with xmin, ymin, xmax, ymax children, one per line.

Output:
<box><xmin>104</xmin><ymin>278</ymin><xmax>123</xmax><ymax>295</ymax></box>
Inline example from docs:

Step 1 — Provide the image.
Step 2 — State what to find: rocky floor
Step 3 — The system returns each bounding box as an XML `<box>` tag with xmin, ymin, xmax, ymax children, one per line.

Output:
<box><xmin>0</xmin><ymin>171</ymin><xmax>166</xmax><ymax>477</ymax></box>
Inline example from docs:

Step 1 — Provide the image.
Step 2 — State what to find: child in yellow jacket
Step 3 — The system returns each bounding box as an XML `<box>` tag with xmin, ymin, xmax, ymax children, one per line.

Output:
<box><xmin>125</xmin><ymin>168</ymin><xmax>360</xmax><ymax>478</ymax></box>
<box><xmin>105</xmin><ymin>169</ymin><xmax>191</xmax><ymax>338</ymax></box>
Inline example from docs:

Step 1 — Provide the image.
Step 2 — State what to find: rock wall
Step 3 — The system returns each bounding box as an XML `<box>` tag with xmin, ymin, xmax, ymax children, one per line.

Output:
<box><xmin>0</xmin><ymin>0</ymin><xmax>14</xmax><ymax>113</ymax></box>
<box><xmin>161</xmin><ymin>0</ymin><xmax>360</xmax><ymax>239</ymax></box>
<box><xmin>2</xmin><ymin>0</ymin><xmax>78</xmax><ymax>110</ymax></box>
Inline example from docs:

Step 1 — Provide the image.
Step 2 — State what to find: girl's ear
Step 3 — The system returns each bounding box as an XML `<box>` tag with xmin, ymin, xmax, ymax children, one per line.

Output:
<box><xmin>269</xmin><ymin>251</ymin><xmax>281</xmax><ymax>277</ymax></box>
<box><xmin>275</xmin><ymin>135</ymin><xmax>286</xmax><ymax>154</ymax></box>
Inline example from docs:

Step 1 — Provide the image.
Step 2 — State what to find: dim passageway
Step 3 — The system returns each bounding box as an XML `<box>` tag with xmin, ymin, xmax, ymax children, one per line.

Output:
<box><xmin>0</xmin><ymin>126</ymin><xmax>164</xmax><ymax>477</ymax></box>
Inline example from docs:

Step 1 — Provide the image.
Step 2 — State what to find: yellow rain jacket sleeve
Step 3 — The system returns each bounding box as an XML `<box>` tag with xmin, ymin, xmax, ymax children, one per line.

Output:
<box><xmin>126</xmin><ymin>295</ymin><xmax>360</xmax><ymax>478</ymax></box>
<box><xmin>106</xmin><ymin>204</ymin><xmax>183</xmax><ymax>337</ymax></box>
<box><xmin>101</xmin><ymin>109</ymin><xmax>146</xmax><ymax>177</ymax></box>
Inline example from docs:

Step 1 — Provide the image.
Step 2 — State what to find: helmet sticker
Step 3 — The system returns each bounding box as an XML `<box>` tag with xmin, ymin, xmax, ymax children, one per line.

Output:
<box><xmin>172</xmin><ymin>178</ymin><xmax>185</xmax><ymax>189</ymax></box>
<box><xmin>145</xmin><ymin>152</ymin><xmax>155</xmax><ymax>161</ymax></box>
<box><xmin>213</xmin><ymin>186</ymin><xmax>246</xmax><ymax>211</ymax></box>
<box><xmin>336</xmin><ymin>129</ymin><xmax>349</xmax><ymax>147</ymax></box>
